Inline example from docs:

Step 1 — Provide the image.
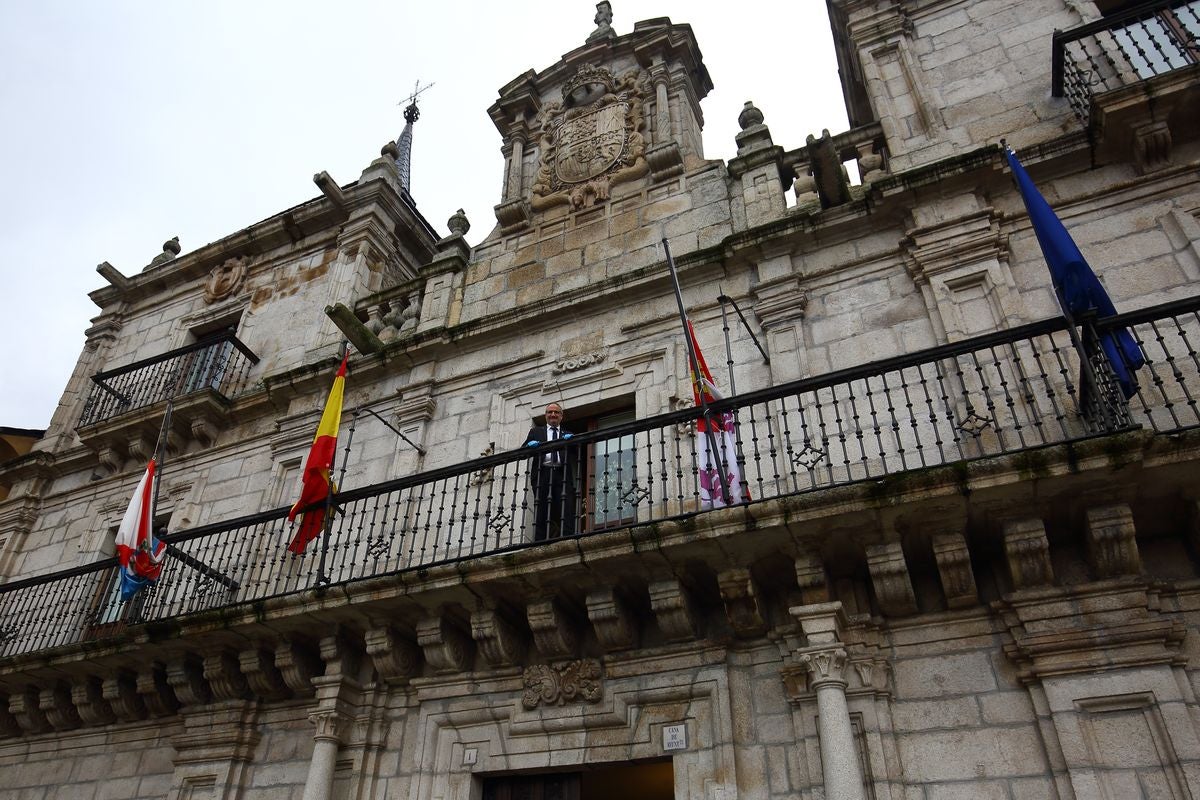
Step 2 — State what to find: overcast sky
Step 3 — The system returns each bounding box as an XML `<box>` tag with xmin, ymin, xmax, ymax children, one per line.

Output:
<box><xmin>0</xmin><ymin>1</ymin><xmax>848</xmax><ymax>430</ymax></box>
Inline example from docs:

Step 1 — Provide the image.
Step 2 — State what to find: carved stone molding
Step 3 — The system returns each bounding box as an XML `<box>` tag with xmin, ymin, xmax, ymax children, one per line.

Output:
<box><xmin>527</xmin><ymin>597</ymin><xmax>580</xmax><ymax>659</ymax></box>
<box><xmin>275</xmin><ymin>639</ymin><xmax>320</xmax><ymax>698</ymax></box>
<box><xmin>717</xmin><ymin>568</ymin><xmax>768</xmax><ymax>638</ymax></box>
<box><xmin>521</xmin><ymin>659</ymin><xmax>603</xmax><ymax>709</ymax></box>
<box><xmin>416</xmin><ymin>614</ymin><xmax>473</xmax><ymax>674</ymax></box>
<box><xmin>646</xmin><ymin>141</ymin><xmax>684</xmax><ymax>182</ymax></box>
<box><xmin>167</xmin><ymin>654</ymin><xmax>212</xmax><ymax>708</ymax></box>
<box><xmin>932</xmin><ymin>532</ymin><xmax>978</xmax><ymax>608</ymax></box>
<box><xmin>39</xmin><ymin>682</ymin><xmax>81</xmax><ymax>731</ymax></box>
<box><xmin>71</xmin><ymin>677</ymin><xmax>115</xmax><ymax>727</ymax></box>
<box><xmin>1085</xmin><ymin>504</ymin><xmax>1142</xmax><ymax>578</ymax></box>
<box><xmin>866</xmin><ymin>543</ymin><xmax>918</xmax><ymax>616</ymax></box>
<box><xmin>494</xmin><ymin>198</ymin><xmax>532</xmax><ymax>233</ymax></box>
<box><xmin>238</xmin><ymin>647</ymin><xmax>290</xmax><ymax>701</ymax></box>
<box><xmin>752</xmin><ymin>279</ymin><xmax>809</xmax><ymax>330</ymax></box>
<box><xmin>1003</xmin><ymin>518</ymin><xmax>1054</xmax><ymax>590</ymax></box>
<box><xmin>648</xmin><ymin>579</ymin><xmax>701</xmax><ymax>642</ymax></box>
<box><xmin>137</xmin><ymin>662</ymin><xmax>181</xmax><ymax>717</ymax></box>
<box><xmin>585</xmin><ymin>587</ymin><xmax>638</xmax><ymax>652</ymax></box>
<box><xmin>470</xmin><ymin>608</ymin><xmax>528</xmax><ymax>668</ymax></box>
<box><xmin>996</xmin><ymin>583</ymin><xmax>1184</xmax><ymax>682</ymax></box>
<box><xmin>102</xmin><ymin>670</ymin><xmax>147</xmax><ymax>722</ymax></box>
<box><xmin>365</xmin><ymin>625</ymin><xmax>422</xmax><ymax>684</ymax></box>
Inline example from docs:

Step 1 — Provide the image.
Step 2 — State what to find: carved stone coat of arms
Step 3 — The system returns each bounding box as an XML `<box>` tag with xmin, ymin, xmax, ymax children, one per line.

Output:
<box><xmin>531</xmin><ymin>64</ymin><xmax>649</xmax><ymax>211</ymax></box>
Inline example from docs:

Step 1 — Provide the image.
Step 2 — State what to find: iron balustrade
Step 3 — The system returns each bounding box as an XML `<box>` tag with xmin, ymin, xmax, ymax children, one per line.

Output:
<box><xmin>1052</xmin><ymin>0</ymin><xmax>1200</xmax><ymax>126</ymax></box>
<box><xmin>5</xmin><ymin>296</ymin><xmax>1200</xmax><ymax>658</ymax></box>
<box><xmin>77</xmin><ymin>333</ymin><xmax>260</xmax><ymax>428</ymax></box>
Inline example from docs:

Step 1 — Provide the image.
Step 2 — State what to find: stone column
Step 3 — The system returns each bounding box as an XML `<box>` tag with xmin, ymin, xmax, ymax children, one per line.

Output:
<box><xmin>301</xmin><ymin>710</ymin><xmax>347</xmax><ymax>800</ymax></box>
<box><xmin>791</xmin><ymin>602</ymin><xmax>865</xmax><ymax>800</ymax></box>
<box><xmin>504</xmin><ymin>124</ymin><xmax>526</xmax><ymax>201</ymax></box>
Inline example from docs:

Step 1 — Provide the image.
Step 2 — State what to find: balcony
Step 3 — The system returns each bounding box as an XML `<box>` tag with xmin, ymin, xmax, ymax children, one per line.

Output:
<box><xmin>2</xmin><ymin>295</ymin><xmax>1199</xmax><ymax>660</ymax></box>
<box><xmin>1052</xmin><ymin>0</ymin><xmax>1200</xmax><ymax>169</ymax></box>
<box><xmin>75</xmin><ymin>333</ymin><xmax>259</xmax><ymax>467</ymax></box>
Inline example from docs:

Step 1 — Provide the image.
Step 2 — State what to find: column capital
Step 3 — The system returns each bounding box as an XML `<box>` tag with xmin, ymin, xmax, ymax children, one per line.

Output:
<box><xmin>797</xmin><ymin>647</ymin><xmax>850</xmax><ymax>690</ymax></box>
<box><xmin>309</xmin><ymin>709</ymin><xmax>349</xmax><ymax>744</ymax></box>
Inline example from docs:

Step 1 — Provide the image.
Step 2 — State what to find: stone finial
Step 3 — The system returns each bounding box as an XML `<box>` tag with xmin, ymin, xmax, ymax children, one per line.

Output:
<box><xmin>147</xmin><ymin>236</ymin><xmax>181</xmax><ymax>269</ymax></box>
<box><xmin>587</xmin><ymin>1</ymin><xmax>615</xmax><ymax>42</ymax></box>
<box><xmin>447</xmin><ymin>208</ymin><xmax>470</xmax><ymax>237</ymax></box>
<box><xmin>381</xmin><ymin>140</ymin><xmax>399</xmax><ymax>159</ymax></box>
<box><xmin>738</xmin><ymin>101</ymin><xmax>764</xmax><ymax>131</ymax></box>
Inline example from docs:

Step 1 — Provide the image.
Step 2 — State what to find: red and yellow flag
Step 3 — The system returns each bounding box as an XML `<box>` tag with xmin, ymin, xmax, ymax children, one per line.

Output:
<box><xmin>287</xmin><ymin>353</ymin><xmax>347</xmax><ymax>553</ymax></box>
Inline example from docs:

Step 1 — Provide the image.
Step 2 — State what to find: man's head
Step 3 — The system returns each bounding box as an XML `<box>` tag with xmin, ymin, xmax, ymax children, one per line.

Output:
<box><xmin>545</xmin><ymin>402</ymin><xmax>564</xmax><ymax>424</ymax></box>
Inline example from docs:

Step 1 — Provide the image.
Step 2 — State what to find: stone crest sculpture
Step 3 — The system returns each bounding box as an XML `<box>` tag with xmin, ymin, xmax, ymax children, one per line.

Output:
<box><xmin>203</xmin><ymin>256</ymin><xmax>248</xmax><ymax>304</ymax></box>
<box><xmin>531</xmin><ymin>64</ymin><xmax>649</xmax><ymax>211</ymax></box>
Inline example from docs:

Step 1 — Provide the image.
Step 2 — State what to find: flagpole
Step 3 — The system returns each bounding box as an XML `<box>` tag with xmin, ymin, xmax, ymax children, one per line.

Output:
<box><xmin>662</xmin><ymin>239</ymin><xmax>732</xmax><ymax>503</ymax></box>
<box><xmin>1001</xmin><ymin>140</ymin><xmax>1119</xmax><ymax>431</ymax></box>
<box><xmin>718</xmin><ymin>289</ymin><xmax>737</xmax><ymax>395</ymax></box>
<box><xmin>316</xmin><ymin>341</ymin><xmax>349</xmax><ymax>588</ymax></box>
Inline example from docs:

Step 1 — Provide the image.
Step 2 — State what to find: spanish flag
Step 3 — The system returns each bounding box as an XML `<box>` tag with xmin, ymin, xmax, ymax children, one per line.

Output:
<box><xmin>287</xmin><ymin>353</ymin><xmax>347</xmax><ymax>553</ymax></box>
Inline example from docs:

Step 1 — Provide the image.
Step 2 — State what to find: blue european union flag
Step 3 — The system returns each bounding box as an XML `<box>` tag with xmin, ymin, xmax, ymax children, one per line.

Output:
<box><xmin>1005</xmin><ymin>147</ymin><xmax>1145</xmax><ymax>398</ymax></box>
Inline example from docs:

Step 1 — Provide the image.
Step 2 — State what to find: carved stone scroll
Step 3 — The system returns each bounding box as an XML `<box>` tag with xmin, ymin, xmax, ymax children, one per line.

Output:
<box><xmin>239</xmin><ymin>647</ymin><xmax>290</xmax><ymax>701</ymax></box>
<box><xmin>275</xmin><ymin>639</ymin><xmax>320</xmax><ymax>698</ymax></box>
<box><xmin>137</xmin><ymin>662</ymin><xmax>181</xmax><ymax>717</ymax></box>
<box><xmin>416</xmin><ymin>615</ymin><xmax>473</xmax><ymax>674</ymax></box>
<box><xmin>470</xmin><ymin>608</ymin><xmax>528</xmax><ymax>668</ymax></box>
<box><xmin>71</xmin><ymin>677</ymin><xmax>115</xmax><ymax>727</ymax></box>
<box><xmin>1085</xmin><ymin>504</ymin><xmax>1142</xmax><ymax>578</ymax></box>
<box><xmin>932</xmin><ymin>532</ymin><xmax>978</xmax><ymax>608</ymax></box>
<box><xmin>521</xmin><ymin>659</ymin><xmax>603</xmax><ymax>709</ymax></box>
<box><xmin>365</xmin><ymin>625</ymin><xmax>422</xmax><ymax>684</ymax></box>
<box><xmin>40</xmin><ymin>683</ymin><xmax>81</xmax><ymax>731</ymax></box>
<box><xmin>102</xmin><ymin>670</ymin><xmax>147</xmax><ymax>722</ymax></box>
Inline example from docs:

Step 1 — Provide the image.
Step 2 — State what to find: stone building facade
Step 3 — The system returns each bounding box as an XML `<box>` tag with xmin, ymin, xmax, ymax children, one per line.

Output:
<box><xmin>1</xmin><ymin>1</ymin><xmax>1199</xmax><ymax>798</ymax></box>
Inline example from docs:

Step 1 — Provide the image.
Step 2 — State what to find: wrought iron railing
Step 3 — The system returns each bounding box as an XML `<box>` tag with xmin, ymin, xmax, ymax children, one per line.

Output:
<box><xmin>77</xmin><ymin>333</ymin><xmax>259</xmax><ymax>428</ymax></box>
<box><xmin>4</xmin><ymin>296</ymin><xmax>1200</xmax><ymax>658</ymax></box>
<box><xmin>1052</xmin><ymin>0</ymin><xmax>1200</xmax><ymax>126</ymax></box>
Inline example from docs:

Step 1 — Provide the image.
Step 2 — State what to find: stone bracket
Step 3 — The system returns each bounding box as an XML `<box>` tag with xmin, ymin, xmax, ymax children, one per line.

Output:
<box><xmin>648</xmin><ymin>579</ymin><xmax>702</xmax><ymax>642</ymax></box>
<box><xmin>866</xmin><ymin>543</ymin><xmax>918</xmax><ymax>617</ymax></box>
<box><xmin>717</xmin><ymin>568</ymin><xmax>769</xmax><ymax>638</ymax></box>
<box><xmin>527</xmin><ymin>597</ymin><xmax>581</xmax><ymax>659</ymax></box>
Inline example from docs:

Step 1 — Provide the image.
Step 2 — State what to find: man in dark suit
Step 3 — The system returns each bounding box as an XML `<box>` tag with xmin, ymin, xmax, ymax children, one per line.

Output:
<box><xmin>525</xmin><ymin>402</ymin><xmax>579</xmax><ymax>540</ymax></box>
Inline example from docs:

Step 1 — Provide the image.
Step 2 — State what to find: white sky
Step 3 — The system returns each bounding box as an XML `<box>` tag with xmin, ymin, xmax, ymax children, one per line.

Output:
<box><xmin>0</xmin><ymin>1</ymin><xmax>848</xmax><ymax>430</ymax></box>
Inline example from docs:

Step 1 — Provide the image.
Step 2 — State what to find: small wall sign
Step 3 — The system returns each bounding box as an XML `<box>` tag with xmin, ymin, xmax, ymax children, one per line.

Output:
<box><xmin>662</xmin><ymin>723</ymin><xmax>688</xmax><ymax>751</ymax></box>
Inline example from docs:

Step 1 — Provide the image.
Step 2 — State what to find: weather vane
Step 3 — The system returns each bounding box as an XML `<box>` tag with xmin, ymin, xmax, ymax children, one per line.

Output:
<box><xmin>400</xmin><ymin>80</ymin><xmax>435</xmax><ymax>124</ymax></box>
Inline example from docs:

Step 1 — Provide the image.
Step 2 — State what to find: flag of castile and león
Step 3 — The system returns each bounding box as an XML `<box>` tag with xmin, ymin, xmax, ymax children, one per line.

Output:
<box><xmin>687</xmin><ymin>321</ymin><xmax>749</xmax><ymax>508</ymax></box>
<box><xmin>287</xmin><ymin>353</ymin><xmax>348</xmax><ymax>553</ymax></box>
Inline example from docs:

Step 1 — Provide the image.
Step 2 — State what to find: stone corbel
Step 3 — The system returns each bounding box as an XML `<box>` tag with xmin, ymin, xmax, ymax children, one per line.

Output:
<box><xmin>470</xmin><ymin>608</ymin><xmax>528</xmax><ymax>668</ymax></box>
<box><xmin>932</xmin><ymin>531</ymin><xmax>978</xmax><ymax>608</ymax></box>
<box><xmin>586</xmin><ymin>587</ymin><xmax>638</xmax><ymax>652</ymax></box>
<box><xmin>646</xmin><ymin>141</ymin><xmax>684</xmax><ymax>183</ymax></box>
<box><xmin>1003</xmin><ymin>518</ymin><xmax>1054</xmax><ymax>590</ymax></box>
<box><xmin>137</xmin><ymin>661</ymin><xmax>181</xmax><ymax>717</ymax></box>
<box><xmin>0</xmin><ymin>697</ymin><xmax>19</xmax><ymax>737</ymax></box>
<box><xmin>102</xmin><ymin>669</ymin><xmax>148</xmax><ymax>722</ymax></box>
<box><xmin>415</xmin><ymin>614</ymin><xmax>473</xmax><ymax>674</ymax></box>
<box><xmin>127</xmin><ymin>431</ymin><xmax>156</xmax><ymax>464</ymax></box>
<box><xmin>275</xmin><ymin>639</ymin><xmax>321</xmax><ymax>698</ymax></box>
<box><xmin>9</xmin><ymin>685</ymin><xmax>50</xmax><ymax>734</ymax></box>
<box><xmin>238</xmin><ymin>646</ymin><xmax>291</xmax><ymax>701</ymax></box>
<box><xmin>526</xmin><ymin>597</ymin><xmax>581</xmax><ymax>659</ymax></box>
<box><xmin>866</xmin><ymin>543</ymin><xmax>918</xmax><ymax>617</ymax></box>
<box><xmin>717</xmin><ymin>568</ymin><xmax>769</xmax><ymax>638</ymax></box>
<box><xmin>494</xmin><ymin>198</ymin><xmax>532</xmax><ymax>234</ymax></box>
<box><xmin>1085</xmin><ymin>504</ymin><xmax>1142</xmax><ymax>578</ymax></box>
<box><xmin>203</xmin><ymin>650</ymin><xmax>252</xmax><ymax>703</ymax></box>
<box><xmin>795</xmin><ymin>549</ymin><xmax>830</xmax><ymax>604</ymax></box>
<box><xmin>166</xmin><ymin>654</ymin><xmax>212</xmax><ymax>708</ymax></box>
<box><xmin>364</xmin><ymin>625</ymin><xmax>422</xmax><ymax>684</ymax></box>
<box><xmin>648</xmin><ymin>579</ymin><xmax>702</xmax><ymax>642</ymax></box>
<box><xmin>39</xmin><ymin>682</ymin><xmax>81</xmax><ymax>731</ymax></box>
<box><xmin>71</xmin><ymin>677</ymin><xmax>116</xmax><ymax>727</ymax></box>
<box><xmin>97</xmin><ymin>444</ymin><xmax>125</xmax><ymax>476</ymax></box>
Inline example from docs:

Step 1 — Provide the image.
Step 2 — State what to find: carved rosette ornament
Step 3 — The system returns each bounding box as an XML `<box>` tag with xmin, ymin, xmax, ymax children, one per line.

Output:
<box><xmin>203</xmin><ymin>256</ymin><xmax>248</xmax><ymax>304</ymax></box>
<box><xmin>531</xmin><ymin>65</ymin><xmax>650</xmax><ymax>211</ymax></box>
<box><xmin>521</xmin><ymin>659</ymin><xmax>603</xmax><ymax>709</ymax></box>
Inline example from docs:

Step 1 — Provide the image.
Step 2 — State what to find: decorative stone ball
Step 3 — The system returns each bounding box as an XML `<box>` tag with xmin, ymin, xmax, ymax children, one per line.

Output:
<box><xmin>448</xmin><ymin>209</ymin><xmax>470</xmax><ymax>236</ymax></box>
<box><xmin>738</xmin><ymin>101</ymin><xmax>764</xmax><ymax>131</ymax></box>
